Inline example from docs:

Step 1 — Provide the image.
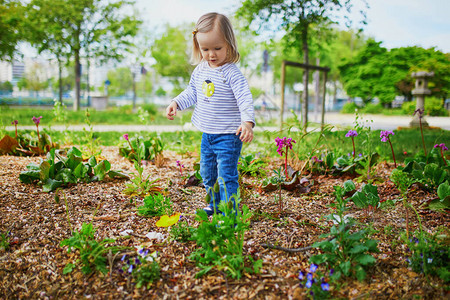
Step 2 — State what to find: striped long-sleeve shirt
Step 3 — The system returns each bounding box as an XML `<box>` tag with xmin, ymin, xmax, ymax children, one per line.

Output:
<box><xmin>173</xmin><ymin>61</ymin><xmax>255</xmax><ymax>134</ymax></box>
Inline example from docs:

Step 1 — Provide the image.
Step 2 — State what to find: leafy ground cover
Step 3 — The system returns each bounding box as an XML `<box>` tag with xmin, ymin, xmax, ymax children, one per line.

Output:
<box><xmin>0</xmin><ymin>142</ymin><xmax>448</xmax><ymax>299</ymax></box>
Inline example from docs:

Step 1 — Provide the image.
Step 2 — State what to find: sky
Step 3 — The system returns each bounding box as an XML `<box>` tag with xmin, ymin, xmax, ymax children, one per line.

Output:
<box><xmin>134</xmin><ymin>0</ymin><xmax>450</xmax><ymax>53</ymax></box>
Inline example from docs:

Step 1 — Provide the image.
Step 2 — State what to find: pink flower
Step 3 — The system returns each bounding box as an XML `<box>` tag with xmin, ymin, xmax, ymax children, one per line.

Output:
<box><xmin>380</xmin><ymin>130</ymin><xmax>394</xmax><ymax>142</ymax></box>
<box><xmin>32</xmin><ymin>116</ymin><xmax>42</xmax><ymax>125</ymax></box>
<box><xmin>345</xmin><ymin>130</ymin><xmax>358</xmax><ymax>137</ymax></box>
<box><xmin>11</xmin><ymin>120</ymin><xmax>18</xmax><ymax>125</ymax></box>
<box><xmin>275</xmin><ymin>137</ymin><xmax>296</xmax><ymax>156</ymax></box>
<box><xmin>123</xmin><ymin>134</ymin><xmax>129</xmax><ymax>141</ymax></box>
<box><xmin>434</xmin><ymin>143</ymin><xmax>448</xmax><ymax>151</ymax></box>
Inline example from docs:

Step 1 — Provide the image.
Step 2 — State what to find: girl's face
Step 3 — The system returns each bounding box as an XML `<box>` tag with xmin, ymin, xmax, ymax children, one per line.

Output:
<box><xmin>196</xmin><ymin>26</ymin><xmax>228</xmax><ymax>68</ymax></box>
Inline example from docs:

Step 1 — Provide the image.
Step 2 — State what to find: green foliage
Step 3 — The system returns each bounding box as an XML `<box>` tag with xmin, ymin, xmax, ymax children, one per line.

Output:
<box><xmin>402</xmin><ymin>97</ymin><xmax>449</xmax><ymax>117</ymax></box>
<box><xmin>190</xmin><ymin>196</ymin><xmax>262</xmax><ymax>279</ymax></box>
<box><xmin>310</xmin><ymin>180</ymin><xmax>379</xmax><ymax>282</ymax></box>
<box><xmin>341</xmin><ymin>102</ymin><xmax>359</xmax><ymax>114</ymax></box>
<box><xmin>429</xmin><ymin>182</ymin><xmax>450</xmax><ymax>210</ymax></box>
<box><xmin>170</xmin><ymin>219</ymin><xmax>196</xmax><ymax>243</ymax></box>
<box><xmin>60</xmin><ymin>223</ymin><xmax>119</xmax><ymax>275</ymax></box>
<box><xmin>106</xmin><ymin>67</ymin><xmax>133</xmax><ymax>96</ymax></box>
<box><xmin>19</xmin><ymin>147</ymin><xmax>127</xmax><ymax>192</ymax></box>
<box><xmin>137</xmin><ymin>193</ymin><xmax>173</xmax><ymax>217</ymax></box>
<box><xmin>151</xmin><ymin>24</ymin><xmax>193</xmax><ymax>89</ymax></box>
<box><xmin>81</xmin><ymin>109</ymin><xmax>102</xmax><ymax>157</ymax></box>
<box><xmin>403</xmin><ymin>228</ymin><xmax>450</xmax><ymax>282</ymax></box>
<box><xmin>238</xmin><ymin>153</ymin><xmax>267</xmax><ymax>177</ymax></box>
<box><xmin>119</xmin><ymin>134</ymin><xmax>164</xmax><ymax>162</ymax></box>
<box><xmin>121</xmin><ymin>248</ymin><xmax>160</xmax><ymax>289</ymax></box>
<box><xmin>350</xmin><ymin>183</ymin><xmax>380</xmax><ymax>209</ymax></box>
<box><xmin>398</xmin><ymin>161</ymin><xmax>450</xmax><ymax>191</ymax></box>
<box><xmin>340</xmin><ymin>41</ymin><xmax>450</xmax><ymax>105</ymax></box>
<box><xmin>0</xmin><ymin>230</ymin><xmax>11</xmax><ymax>251</ymax></box>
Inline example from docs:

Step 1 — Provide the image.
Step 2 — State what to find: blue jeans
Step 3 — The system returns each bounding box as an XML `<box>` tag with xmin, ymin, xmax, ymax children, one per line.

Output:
<box><xmin>200</xmin><ymin>133</ymin><xmax>242</xmax><ymax>210</ymax></box>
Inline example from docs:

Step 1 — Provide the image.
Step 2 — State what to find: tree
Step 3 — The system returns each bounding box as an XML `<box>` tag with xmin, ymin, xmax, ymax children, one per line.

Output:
<box><xmin>151</xmin><ymin>24</ymin><xmax>193</xmax><ymax>96</ymax></box>
<box><xmin>106</xmin><ymin>67</ymin><xmax>133</xmax><ymax>97</ymax></box>
<box><xmin>339</xmin><ymin>40</ymin><xmax>450</xmax><ymax>106</ymax></box>
<box><xmin>26</xmin><ymin>0</ymin><xmax>142</xmax><ymax>110</ymax></box>
<box><xmin>17</xmin><ymin>61</ymin><xmax>49</xmax><ymax>96</ymax></box>
<box><xmin>237</xmin><ymin>0</ymin><xmax>367</xmax><ymax>128</ymax></box>
<box><xmin>0</xmin><ymin>0</ymin><xmax>25</xmax><ymax>60</ymax></box>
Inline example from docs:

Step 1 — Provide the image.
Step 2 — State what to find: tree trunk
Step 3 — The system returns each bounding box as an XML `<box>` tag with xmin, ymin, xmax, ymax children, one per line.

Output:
<box><xmin>314</xmin><ymin>57</ymin><xmax>320</xmax><ymax>122</ymax></box>
<box><xmin>301</xmin><ymin>25</ymin><xmax>309</xmax><ymax>131</ymax></box>
<box><xmin>58</xmin><ymin>57</ymin><xmax>63</xmax><ymax>104</ymax></box>
<box><xmin>74</xmin><ymin>50</ymin><xmax>81</xmax><ymax>111</ymax></box>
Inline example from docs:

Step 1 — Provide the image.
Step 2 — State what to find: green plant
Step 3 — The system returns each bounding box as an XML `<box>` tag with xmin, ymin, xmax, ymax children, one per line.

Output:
<box><xmin>122</xmin><ymin>135</ymin><xmax>163</xmax><ymax>199</ymax></box>
<box><xmin>81</xmin><ymin>109</ymin><xmax>102</xmax><ymax>158</ymax></box>
<box><xmin>170</xmin><ymin>219</ymin><xmax>196</xmax><ymax>242</ymax></box>
<box><xmin>0</xmin><ymin>230</ymin><xmax>11</xmax><ymax>251</ymax></box>
<box><xmin>350</xmin><ymin>183</ymin><xmax>380</xmax><ymax>214</ymax></box>
<box><xmin>429</xmin><ymin>181</ymin><xmax>450</xmax><ymax>210</ymax></box>
<box><xmin>238</xmin><ymin>153</ymin><xmax>267</xmax><ymax>177</ymax></box>
<box><xmin>310</xmin><ymin>180</ymin><xmax>379</xmax><ymax>282</ymax></box>
<box><xmin>137</xmin><ymin>193</ymin><xmax>173</xmax><ymax>217</ymax></box>
<box><xmin>189</xmin><ymin>192</ymin><xmax>262</xmax><ymax>279</ymax></box>
<box><xmin>60</xmin><ymin>223</ymin><xmax>120</xmax><ymax>275</ymax></box>
<box><xmin>390</xmin><ymin>169</ymin><xmax>415</xmax><ymax>237</ymax></box>
<box><xmin>341</xmin><ymin>102</ymin><xmax>359</xmax><ymax>114</ymax></box>
<box><xmin>121</xmin><ymin>247</ymin><xmax>160</xmax><ymax>289</ymax></box>
<box><xmin>403</xmin><ymin>228</ymin><xmax>450</xmax><ymax>282</ymax></box>
<box><xmin>19</xmin><ymin>147</ymin><xmax>127</xmax><ymax>192</ymax></box>
<box><xmin>400</xmin><ymin>161</ymin><xmax>449</xmax><ymax>191</ymax></box>
<box><xmin>119</xmin><ymin>134</ymin><xmax>164</xmax><ymax>163</ymax></box>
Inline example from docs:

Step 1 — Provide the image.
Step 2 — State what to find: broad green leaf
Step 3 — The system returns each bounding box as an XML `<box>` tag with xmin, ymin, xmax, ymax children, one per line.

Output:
<box><xmin>107</xmin><ymin>170</ymin><xmax>129</xmax><ymax>179</ymax></box>
<box><xmin>73</xmin><ymin>163</ymin><xmax>89</xmax><ymax>179</ymax></box>
<box><xmin>19</xmin><ymin>170</ymin><xmax>41</xmax><ymax>183</ymax></box>
<box><xmin>43</xmin><ymin>178</ymin><xmax>63</xmax><ymax>192</ymax></box>
<box><xmin>355</xmin><ymin>265</ymin><xmax>367</xmax><ymax>281</ymax></box>
<box><xmin>88</xmin><ymin>156</ymin><xmax>97</xmax><ymax>167</ymax></box>
<box><xmin>63</xmin><ymin>263</ymin><xmax>75</xmax><ymax>274</ymax></box>
<box><xmin>429</xmin><ymin>198</ymin><xmax>450</xmax><ymax>210</ymax></box>
<box><xmin>356</xmin><ymin>254</ymin><xmax>376</xmax><ymax>265</ymax></box>
<box><xmin>40</xmin><ymin>161</ymin><xmax>51</xmax><ymax>182</ymax></box>
<box><xmin>437</xmin><ymin>182</ymin><xmax>450</xmax><ymax>200</ymax></box>
<box><xmin>349</xmin><ymin>244</ymin><xmax>368</xmax><ymax>254</ymax></box>
<box><xmin>56</xmin><ymin>169</ymin><xmax>77</xmax><ymax>184</ymax></box>
<box><xmin>343</xmin><ymin>180</ymin><xmax>356</xmax><ymax>192</ymax></box>
<box><xmin>93</xmin><ymin>160</ymin><xmax>111</xmax><ymax>181</ymax></box>
<box><xmin>340</xmin><ymin>261</ymin><xmax>351</xmax><ymax>276</ymax></box>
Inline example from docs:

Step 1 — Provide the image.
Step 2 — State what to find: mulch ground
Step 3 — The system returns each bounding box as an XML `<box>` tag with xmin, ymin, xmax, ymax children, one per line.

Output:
<box><xmin>0</xmin><ymin>146</ymin><xmax>448</xmax><ymax>299</ymax></box>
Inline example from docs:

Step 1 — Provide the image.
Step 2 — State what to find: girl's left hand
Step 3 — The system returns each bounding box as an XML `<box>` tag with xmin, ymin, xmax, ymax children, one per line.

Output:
<box><xmin>236</xmin><ymin>122</ymin><xmax>254</xmax><ymax>143</ymax></box>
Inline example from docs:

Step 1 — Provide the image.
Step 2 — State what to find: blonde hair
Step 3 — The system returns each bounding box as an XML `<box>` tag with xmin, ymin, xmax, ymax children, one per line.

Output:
<box><xmin>191</xmin><ymin>13</ymin><xmax>240</xmax><ymax>65</ymax></box>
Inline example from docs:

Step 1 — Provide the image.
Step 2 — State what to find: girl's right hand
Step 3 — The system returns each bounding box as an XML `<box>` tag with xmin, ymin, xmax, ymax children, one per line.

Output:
<box><xmin>166</xmin><ymin>101</ymin><xmax>178</xmax><ymax>120</ymax></box>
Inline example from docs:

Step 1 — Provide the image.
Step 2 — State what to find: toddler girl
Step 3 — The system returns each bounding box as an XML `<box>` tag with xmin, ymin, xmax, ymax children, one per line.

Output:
<box><xmin>166</xmin><ymin>12</ymin><xmax>255</xmax><ymax>215</ymax></box>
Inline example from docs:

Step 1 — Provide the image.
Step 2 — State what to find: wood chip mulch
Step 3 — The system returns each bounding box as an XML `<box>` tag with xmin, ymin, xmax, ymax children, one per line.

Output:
<box><xmin>0</xmin><ymin>146</ymin><xmax>448</xmax><ymax>299</ymax></box>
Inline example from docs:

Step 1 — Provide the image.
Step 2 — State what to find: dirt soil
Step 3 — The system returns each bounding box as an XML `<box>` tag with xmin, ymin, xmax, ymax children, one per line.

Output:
<box><xmin>0</xmin><ymin>146</ymin><xmax>448</xmax><ymax>299</ymax></box>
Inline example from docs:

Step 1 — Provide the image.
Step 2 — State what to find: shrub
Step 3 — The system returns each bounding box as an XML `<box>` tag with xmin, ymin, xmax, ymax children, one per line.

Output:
<box><xmin>341</xmin><ymin>102</ymin><xmax>359</xmax><ymax>114</ymax></box>
<box><xmin>402</xmin><ymin>97</ymin><xmax>448</xmax><ymax>116</ymax></box>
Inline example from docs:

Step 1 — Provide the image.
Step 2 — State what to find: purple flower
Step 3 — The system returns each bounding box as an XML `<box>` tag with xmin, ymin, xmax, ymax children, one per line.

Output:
<box><xmin>32</xmin><ymin>116</ymin><xmax>42</xmax><ymax>125</ymax></box>
<box><xmin>305</xmin><ymin>279</ymin><xmax>312</xmax><ymax>288</ymax></box>
<box><xmin>427</xmin><ymin>258</ymin><xmax>433</xmax><ymax>263</ymax></box>
<box><xmin>135</xmin><ymin>258</ymin><xmax>141</xmax><ymax>265</ymax></box>
<box><xmin>380</xmin><ymin>130</ymin><xmax>394</xmax><ymax>142</ymax></box>
<box><xmin>123</xmin><ymin>134</ymin><xmax>129</xmax><ymax>141</ymax></box>
<box><xmin>121</xmin><ymin>254</ymin><xmax>127</xmax><ymax>261</ymax></box>
<box><xmin>128</xmin><ymin>264</ymin><xmax>134</xmax><ymax>273</ymax></box>
<box><xmin>345</xmin><ymin>130</ymin><xmax>358</xmax><ymax>137</ymax></box>
<box><xmin>306</xmin><ymin>273</ymin><xmax>313</xmax><ymax>281</ymax></box>
<box><xmin>11</xmin><ymin>120</ymin><xmax>18</xmax><ymax>125</ymax></box>
<box><xmin>310</xmin><ymin>263</ymin><xmax>318</xmax><ymax>273</ymax></box>
<box><xmin>176</xmin><ymin>160</ymin><xmax>184</xmax><ymax>168</ymax></box>
<box><xmin>298</xmin><ymin>271</ymin><xmax>304</xmax><ymax>280</ymax></box>
<box><xmin>434</xmin><ymin>143</ymin><xmax>448</xmax><ymax>151</ymax></box>
<box><xmin>330</xmin><ymin>268</ymin><xmax>334</xmax><ymax>276</ymax></box>
<box><xmin>321</xmin><ymin>282</ymin><xmax>330</xmax><ymax>291</ymax></box>
<box><xmin>275</xmin><ymin>137</ymin><xmax>296</xmax><ymax>156</ymax></box>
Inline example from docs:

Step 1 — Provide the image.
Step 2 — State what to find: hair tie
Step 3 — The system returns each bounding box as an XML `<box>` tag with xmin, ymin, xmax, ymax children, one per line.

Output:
<box><xmin>192</xmin><ymin>28</ymin><xmax>198</xmax><ymax>36</ymax></box>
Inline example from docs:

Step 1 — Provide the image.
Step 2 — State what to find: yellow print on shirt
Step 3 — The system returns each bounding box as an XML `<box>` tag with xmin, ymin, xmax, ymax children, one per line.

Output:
<box><xmin>202</xmin><ymin>80</ymin><xmax>215</xmax><ymax>98</ymax></box>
